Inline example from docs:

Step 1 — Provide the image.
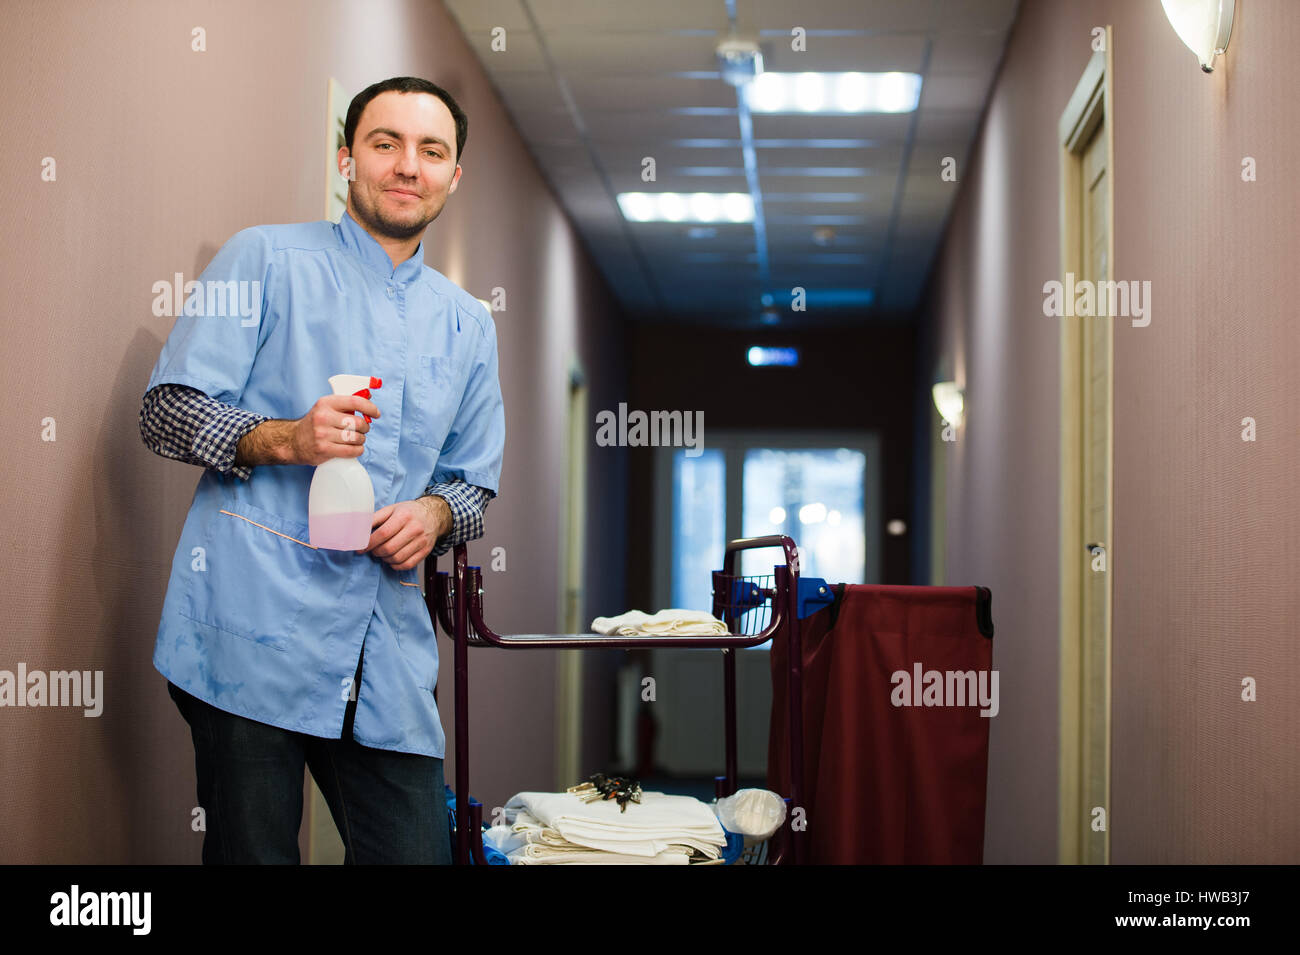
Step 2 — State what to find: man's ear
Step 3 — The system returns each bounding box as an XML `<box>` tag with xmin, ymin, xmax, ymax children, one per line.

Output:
<box><xmin>448</xmin><ymin>164</ymin><xmax>462</xmax><ymax>194</ymax></box>
<box><xmin>337</xmin><ymin>147</ymin><xmax>356</xmax><ymax>182</ymax></box>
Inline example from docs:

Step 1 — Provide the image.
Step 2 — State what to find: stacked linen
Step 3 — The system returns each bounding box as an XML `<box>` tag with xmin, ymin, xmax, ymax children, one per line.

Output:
<box><xmin>591</xmin><ymin>609</ymin><xmax>728</xmax><ymax>636</ymax></box>
<box><xmin>488</xmin><ymin>791</ymin><xmax>728</xmax><ymax>865</ymax></box>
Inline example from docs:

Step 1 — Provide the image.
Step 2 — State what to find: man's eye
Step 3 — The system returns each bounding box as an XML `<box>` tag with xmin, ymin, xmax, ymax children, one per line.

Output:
<box><xmin>376</xmin><ymin>143</ymin><xmax>394</xmax><ymax>150</ymax></box>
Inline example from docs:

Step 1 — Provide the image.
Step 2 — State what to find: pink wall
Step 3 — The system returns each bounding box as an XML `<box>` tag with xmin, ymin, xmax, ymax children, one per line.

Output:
<box><xmin>922</xmin><ymin>0</ymin><xmax>1300</xmax><ymax>862</ymax></box>
<box><xmin>0</xmin><ymin>0</ymin><xmax>626</xmax><ymax>862</ymax></box>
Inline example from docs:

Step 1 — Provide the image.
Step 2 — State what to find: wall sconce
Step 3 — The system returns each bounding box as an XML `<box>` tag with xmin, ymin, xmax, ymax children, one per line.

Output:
<box><xmin>932</xmin><ymin>381</ymin><xmax>964</xmax><ymax>427</ymax></box>
<box><xmin>1160</xmin><ymin>0</ymin><xmax>1235</xmax><ymax>72</ymax></box>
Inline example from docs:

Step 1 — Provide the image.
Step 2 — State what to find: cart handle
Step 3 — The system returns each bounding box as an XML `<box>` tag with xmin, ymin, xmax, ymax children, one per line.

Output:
<box><xmin>722</xmin><ymin>535</ymin><xmax>800</xmax><ymax>580</ymax></box>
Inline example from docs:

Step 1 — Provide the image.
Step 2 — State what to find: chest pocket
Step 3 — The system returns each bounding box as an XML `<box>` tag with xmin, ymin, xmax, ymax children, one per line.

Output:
<box><xmin>408</xmin><ymin>354</ymin><xmax>468</xmax><ymax>451</ymax></box>
<box><xmin>179</xmin><ymin>502</ymin><xmax>323</xmax><ymax>651</ymax></box>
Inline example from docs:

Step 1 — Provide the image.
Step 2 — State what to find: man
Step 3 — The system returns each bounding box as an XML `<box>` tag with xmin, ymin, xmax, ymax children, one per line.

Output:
<box><xmin>139</xmin><ymin>77</ymin><xmax>504</xmax><ymax>864</ymax></box>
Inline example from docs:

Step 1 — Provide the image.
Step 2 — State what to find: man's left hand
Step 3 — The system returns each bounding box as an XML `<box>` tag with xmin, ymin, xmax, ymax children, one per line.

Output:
<box><xmin>357</xmin><ymin>497</ymin><xmax>451</xmax><ymax>571</ymax></box>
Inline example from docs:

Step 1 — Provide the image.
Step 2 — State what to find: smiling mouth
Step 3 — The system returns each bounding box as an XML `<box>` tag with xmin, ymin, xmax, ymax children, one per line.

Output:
<box><xmin>386</xmin><ymin>188</ymin><xmax>422</xmax><ymax>199</ymax></box>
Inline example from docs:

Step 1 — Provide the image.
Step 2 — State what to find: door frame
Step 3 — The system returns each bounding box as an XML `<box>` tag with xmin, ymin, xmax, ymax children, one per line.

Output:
<box><xmin>554</xmin><ymin>360</ymin><xmax>588</xmax><ymax>789</ymax></box>
<box><xmin>1057</xmin><ymin>30</ymin><xmax>1114</xmax><ymax>865</ymax></box>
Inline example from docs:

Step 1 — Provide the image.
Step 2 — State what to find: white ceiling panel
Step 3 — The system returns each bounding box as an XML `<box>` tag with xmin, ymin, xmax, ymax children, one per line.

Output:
<box><xmin>921</xmin><ymin>73</ymin><xmax>1000</xmax><ymax>111</ymax></box>
<box><xmin>913</xmin><ymin>107</ymin><xmax>983</xmax><ymax>144</ymax></box>
<box><xmin>457</xmin><ymin>28</ymin><xmax>549</xmax><ymax>71</ymax></box>
<box><xmin>506</xmin><ymin>108</ymin><xmax>581</xmax><ymax>143</ymax></box>
<box><xmin>568</xmin><ymin>75</ymin><xmax>739</xmax><ymax>111</ymax></box>
<box><xmin>749</xmin><ymin>112</ymin><xmax>915</xmax><ymax>143</ymax></box>
<box><xmin>760</xmin><ymin>33</ymin><xmax>929</xmax><ymax>73</ymax></box>
<box><xmin>935</xmin><ymin>0</ymin><xmax>1020</xmax><ymax>31</ymax></box>
<box><xmin>745</xmin><ymin>0</ymin><xmax>937</xmax><ymax>32</ymax></box>
<box><xmin>579</xmin><ymin>108</ymin><xmax>742</xmax><ymax>141</ymax></box>
<box><xmin>929</xmin><ymin>28</ymin><xmax>1013</xmax><ymax>73</ymax></box>
<box><xmin>443</xmin><ymin>0</ymin><xmax>532</xmax><ymax>31</ymax></box>
<box><xmin>543</xmin><ymin>32</ymin><xmax>724</xmax><ymax>73</ymax></box>
<box><xmin>485</xmin><ymin>71</ymin><xmax>568</xmax><ymax>111</ymax></box>
<box><xmin>752</xmin><ymin>144</ymin><xmax>907</xmax><ymax>169</ymax></box>
<box><xmin>527</xmin><ymin>0</ymin><xmax>731</xmax><ymax>31</ymax></box>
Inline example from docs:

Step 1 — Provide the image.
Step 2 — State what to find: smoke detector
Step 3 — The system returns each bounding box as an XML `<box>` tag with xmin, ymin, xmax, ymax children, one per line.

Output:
<box><xmin>715</xmin><ymin>37</ymin><xmax>764</xmax><ymax>87</ymax></box>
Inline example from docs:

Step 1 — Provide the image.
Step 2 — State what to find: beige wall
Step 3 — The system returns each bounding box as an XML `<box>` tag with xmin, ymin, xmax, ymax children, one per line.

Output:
<box><xmin>0</xmin><ymin>0</ymin><xmax>626</xmax><ymax>862</ymax></box>
<box><xmin>923</xmin><ymin>0</ymin><xmax>1300</xmax><ymax>862</ymax></box>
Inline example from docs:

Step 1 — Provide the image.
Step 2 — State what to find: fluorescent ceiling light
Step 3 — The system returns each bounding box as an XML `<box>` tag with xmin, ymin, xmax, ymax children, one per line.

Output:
<box><xmin>659</xmin><ymin>193</ymin><xmax>685</xmax><ymax>221</ymax></box>
<box><xmin>747</xmin><ymin>72</ymin><xmax>922</xmax><ymax>113</ymax></box>
<box><xmin>794</xmin><ymin>73</ymin><xmax>826</xmax><ymax>111</ymax></box>
<box><xmin>721</xmin><ymin>193</ymin><xmax>752</xmax><ymax>222</ymax></box>
<box><xmin>688</xmin><ymin>192</ymin><xmax>718</xmax><ymax>221</ymax></box>
<box><xmin>618</xmin><ymin>193</ymin><xmax>655</xmax><ymax>221</ymax></box>
<box><xmin>618</xmin><ymin>192</ymin><xmax>754</xmax><ymax>223</ymax></box>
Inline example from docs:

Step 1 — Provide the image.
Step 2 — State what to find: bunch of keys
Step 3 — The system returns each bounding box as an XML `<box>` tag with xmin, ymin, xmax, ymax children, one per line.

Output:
<box><xmin>567</xmin><ymin>773</ymin><xmax>643</xmax><ymax>812</ymax></box>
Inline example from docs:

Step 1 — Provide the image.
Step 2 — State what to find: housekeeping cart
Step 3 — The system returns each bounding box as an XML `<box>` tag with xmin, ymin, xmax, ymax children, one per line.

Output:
<box><xmin>425</xmin><ymin>534</ymin><xmax>828</xmax><ymax>865</ymax></box>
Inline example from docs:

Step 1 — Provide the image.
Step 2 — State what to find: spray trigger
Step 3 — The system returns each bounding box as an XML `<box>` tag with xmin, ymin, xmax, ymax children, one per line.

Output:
<box><xmin>351</xmin><ymin>379</ymin><xmax>380</xmax><ymax>424</ymax></box>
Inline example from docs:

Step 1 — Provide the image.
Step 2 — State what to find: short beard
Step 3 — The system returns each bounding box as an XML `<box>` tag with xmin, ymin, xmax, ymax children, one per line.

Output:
<box><xmin>351</xmin><ymin>189</ymin><xmax>434</xmax><ymax>240</ymax></box>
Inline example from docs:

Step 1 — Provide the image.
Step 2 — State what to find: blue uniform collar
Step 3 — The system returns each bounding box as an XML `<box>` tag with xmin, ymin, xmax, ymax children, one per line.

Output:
<box><xmin>337</xmin><ymin>210</ymin><xmax>425</xmax><ymax>285</ymax></box>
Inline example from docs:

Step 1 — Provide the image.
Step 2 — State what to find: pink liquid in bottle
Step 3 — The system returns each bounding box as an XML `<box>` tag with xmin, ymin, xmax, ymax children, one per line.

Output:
<box><xmin>309</xmin><ymin>511</ymin><xmax>373</xmax><ymax>550</ymax></box>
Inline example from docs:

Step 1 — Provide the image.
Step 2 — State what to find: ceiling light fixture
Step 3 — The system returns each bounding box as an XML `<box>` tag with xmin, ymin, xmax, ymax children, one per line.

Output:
<box><xmin>715</xmin><ymin>36</ymin><xmax>765</xmax><ymax>87</ymax></box>
<box><xmin>616</xmin><ymin>192</ymin><xmax>754</xmax><ymax>223</ymax></box>
<box><xmin>747</xmin><ymin>72</ymin><xmax>922</xmax><ymax>113</ymax></box>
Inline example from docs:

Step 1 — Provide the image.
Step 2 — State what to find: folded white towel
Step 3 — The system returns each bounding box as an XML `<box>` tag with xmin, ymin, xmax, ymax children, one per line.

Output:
<box><xmin>506</xmin><ymin>845</ymin><xmax>692</xmax><ymax>865</ymax></box>
<box><xmin>489</xmin><ymin>821</ymin><xmax>628</xmax><ymax>855</ymax></box>
<box><xmin>591</xmin><ymin>608</ymin><xmax>728</xmax><ymax>636</ymax></box>
<box><xmin>506</xmin><ymin>820</ymin><xmax>571</xmax><ymax>849</ymax></box>
<box><xmin>504</xmin><ymin>790</ymin><xmax>728</xmax><ymax>858</ymax></box>
<box><xmin>506</xmin><ymin>808</ymin><xmax>544</xmax><ymax>832</ymax></box>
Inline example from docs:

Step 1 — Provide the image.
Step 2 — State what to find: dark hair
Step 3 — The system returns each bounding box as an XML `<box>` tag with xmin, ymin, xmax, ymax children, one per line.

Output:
<box><xmin>344</xmin><ymin>76</ymin><xmax>468</xmax><ymax>163</ymax></box>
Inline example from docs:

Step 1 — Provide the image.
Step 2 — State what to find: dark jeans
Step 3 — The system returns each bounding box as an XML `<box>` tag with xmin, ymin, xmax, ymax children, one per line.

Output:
<box><xmin>167</xmin><ymin>657</ymin><xmax>451</xmax><ymax>865</ymax></box>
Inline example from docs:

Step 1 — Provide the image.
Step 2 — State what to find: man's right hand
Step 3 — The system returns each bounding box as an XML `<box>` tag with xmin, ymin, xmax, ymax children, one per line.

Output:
<box><xmin>290</xmin><ymin>394</ymin><xmax>382</xmax><ymax>465</ymax></box>
<box><xmin>235</xmin><ymin>394</ymin><xmax>381</xmax><ymax>468</ymax></box>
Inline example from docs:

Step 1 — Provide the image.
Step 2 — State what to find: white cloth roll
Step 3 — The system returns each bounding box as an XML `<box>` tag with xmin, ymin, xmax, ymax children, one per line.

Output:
<box><xmin>591</xmin><ymin>608</ymin><xmax>728</xmax><ymax>636</ymax></box>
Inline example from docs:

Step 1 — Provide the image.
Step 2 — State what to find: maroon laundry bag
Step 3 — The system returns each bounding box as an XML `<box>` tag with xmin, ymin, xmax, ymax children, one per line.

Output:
<box><xmin>767</xmin><ymin>584</ymin><xmax>995</xmax><ymax>864</ymax></box>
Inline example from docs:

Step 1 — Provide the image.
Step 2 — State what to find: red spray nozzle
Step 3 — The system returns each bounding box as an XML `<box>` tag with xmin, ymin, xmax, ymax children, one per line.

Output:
<box><xmin>370</xmin><ymin>377</ymin><xmax>382</xmax><ymax>389</ymax></box>
<box><xmin>352</xmin><ymin>387</ymin><xmax>375</xmax><ymax>424</ymax></box>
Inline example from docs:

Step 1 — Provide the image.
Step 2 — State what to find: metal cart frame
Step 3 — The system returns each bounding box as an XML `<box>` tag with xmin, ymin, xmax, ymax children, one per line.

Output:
<box><xmin>425</xmin><ymin>534</ymin><xmax>809</xmax><ymax>866</ymax></box>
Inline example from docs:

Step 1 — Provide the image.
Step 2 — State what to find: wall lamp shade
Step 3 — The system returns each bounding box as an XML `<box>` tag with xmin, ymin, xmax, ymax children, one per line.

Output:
<box><xmin>1161</xmin><ymin>0</ymin><xmax>1235</xmax><ymax>72</ymax></box>
<box><xmin>932</xmin><ymin>382</ymin><xmax>964</xmax><ymax>427</ymax></box>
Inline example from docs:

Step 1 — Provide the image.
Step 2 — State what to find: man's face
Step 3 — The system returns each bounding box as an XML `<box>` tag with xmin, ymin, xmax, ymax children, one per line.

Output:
<box><xmin>341</xmin><ymin>90</ymin><xmax>462</xmax><ymax>242</ymax></box>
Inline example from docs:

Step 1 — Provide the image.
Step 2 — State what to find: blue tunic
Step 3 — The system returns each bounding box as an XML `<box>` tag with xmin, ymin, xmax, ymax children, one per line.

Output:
<box><xmin>145</xmin><ymin>212</ymin><xmax>505</xmax><ymax>757</ymax></box>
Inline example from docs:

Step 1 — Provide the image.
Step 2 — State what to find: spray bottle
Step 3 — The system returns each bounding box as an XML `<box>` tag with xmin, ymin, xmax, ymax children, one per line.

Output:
<box><xmin>308</xmin><ymin>374</ymin><xmax>382</xmax><ymax>550</ymax></box>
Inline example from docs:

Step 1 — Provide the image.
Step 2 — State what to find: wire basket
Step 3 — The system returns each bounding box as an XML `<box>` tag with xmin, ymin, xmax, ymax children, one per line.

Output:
<box><xmin>711</xmin><ymin>572</ymin><xmax>777</xmax><ymax>643</ymax></box>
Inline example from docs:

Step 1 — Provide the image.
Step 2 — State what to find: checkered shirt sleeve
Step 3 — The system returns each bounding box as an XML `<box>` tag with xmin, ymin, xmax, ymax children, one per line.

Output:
<box><xmin>426</xmin><ymin>480</ymin><xmax>493</xmax><ymax>557</ymax></box>
<box><xmin>139</xmin><ymin>384</ymin><xmax>267</xmax><ymax>481</ymax></box>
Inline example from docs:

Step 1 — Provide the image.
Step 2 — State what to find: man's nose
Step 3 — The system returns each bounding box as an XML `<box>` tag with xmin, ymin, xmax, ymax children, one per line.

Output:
<box><xmin>393</xmin><ymin>146</ymin><xmax>420</xmax><ymax>178</ymax></box>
